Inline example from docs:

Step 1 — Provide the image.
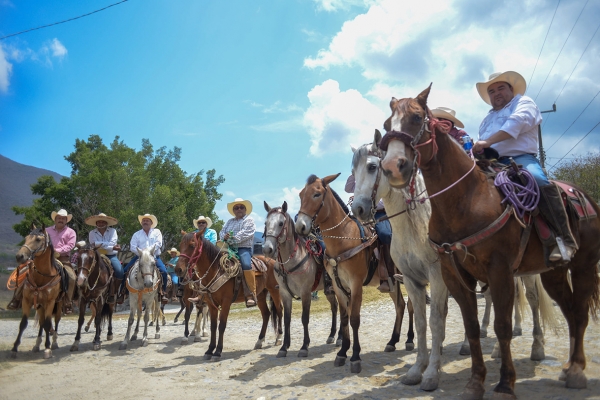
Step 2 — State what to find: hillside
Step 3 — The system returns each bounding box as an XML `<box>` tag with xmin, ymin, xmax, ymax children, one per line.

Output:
<box><xmin>0</xmin><ymin>155</ymin><xmax>63</xmax><ymax>248</ymax></box>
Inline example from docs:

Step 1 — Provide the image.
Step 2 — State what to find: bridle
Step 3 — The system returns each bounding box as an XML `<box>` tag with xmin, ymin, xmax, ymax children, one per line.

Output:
<box><xmin>297</xmin><ymin>185</ymin><xmax>329</xmax><ymax>227</ymax></box>
<box><xmin>20</xmin><ymin>229</ymin><xmax>50</xmax><ymax>261</ymax></box>
<box><xmin>77</xmin><ymin>248</ymin><xmax>108</xmax><ymax>291</ymax></box>
<box><xmin>177</xmin><ymin>234</ymin><xmax>204</xmax><ymax>283</ymax></box>
<box><xmin>265</xmin><ymin>208</ymin><xmax>301</xmax><ymax>266</ymax></box>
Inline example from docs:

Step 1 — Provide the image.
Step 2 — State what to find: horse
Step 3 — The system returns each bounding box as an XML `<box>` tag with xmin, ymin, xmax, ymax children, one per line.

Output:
<box><xmin>12</xmin><ymin>223</ymin><xmax>76</xmax><ymax>359</ymax></box>
<box><xmin>175</xmin><ymin>232</ymin><xmax>283</xmax><ymax>360</ymax></box>
<box><xmin>70</xmin><ymin>243</ymin><xmax>115</xmax><ymax>352</ymax></box>
<box><xmin>296</xmin><ymin>174</ymin><xmax>414</xmax><ymax>374</ymax></box>
<box><xmin>262</xmin><ymin>200</ymin><xmax>342</xmax><ymax>358</ymax></box>
<box><xmin>379</xmin><ymin>86</ymin><xmax>600</xmax><ymax>398</ymax></box>
<box><xmin>172</xmin><ymin>274</ymin><xmax>210</xmax><ymax>345</ymax></box>
<box><xmin>350</xmin><ymin>134</ymin><xmax>449</xmax><ymax>390</ymax></box>
<box><xmin>119</xmin><ymin>245</ymin><xmax>161</xmax><ymax>350</ymax></box>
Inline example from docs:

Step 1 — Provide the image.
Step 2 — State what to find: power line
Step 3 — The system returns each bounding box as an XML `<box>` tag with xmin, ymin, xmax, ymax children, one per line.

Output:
<box><xmin>0</xmin><ymin>0</ymin><xmax>129</xmax><ymax>41</ymax></box>
<box><xmin>534</xmin><ymin>0</ymin><xmax>589</xmax><ymax>101</ymax></box>
<box><xmin>545</xmin><ymin>88</ymin><xmax>600</xmax><ymax>151</ymax></box>
<box><xmin>548</xmin><ymin>120</ymin><xmax>600</xmax><ymax>171</ymax></box>
<box><xmin>527</xmin><ymin>0</ymin><xmax>560</xmax><ymax>94</ymax></box>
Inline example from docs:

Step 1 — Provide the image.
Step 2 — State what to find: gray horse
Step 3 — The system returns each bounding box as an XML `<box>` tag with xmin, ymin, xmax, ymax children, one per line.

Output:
<box><xmin>119</xmin><ymin>245</ymin><xmax>161</xmax><ymax>350</ymax></box>
<box><xmin>263</xmin><ymin>201</ymin><xmax>341</xmax><ymax>357</ymax></box>
<box><xmin>351</xmin><ymin>130</ymin><xmax>448</xmax><ymax>391</ymax></box>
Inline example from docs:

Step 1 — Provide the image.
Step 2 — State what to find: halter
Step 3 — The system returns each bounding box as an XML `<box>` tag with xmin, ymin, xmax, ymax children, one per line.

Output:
<box><xmin>178</xmin><ymin>233</ymin><xmax>205</xmax><ymax>283</ymax></box>
<box><xmin>298</xmin><ymin>185</ymin><xmax>329</xmax><ymax>226</ymax></box>
<box><xmin>77</xmin><ymin>248</ymin><xmax>108</xmax><ymax>291</ymax></box>
<box><xmin>20</xmin><ymin>229</ymin><xmax>50</xmax><ymax>261</ymax></box>
<box><xmin>265</xmin><ymin>208</ymin><xmax>301</xmax><ymax>266</ymax></box>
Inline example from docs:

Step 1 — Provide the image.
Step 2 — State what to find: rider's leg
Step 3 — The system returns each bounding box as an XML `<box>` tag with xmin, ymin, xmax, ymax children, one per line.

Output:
<box><xmin>239</xmin><ymin>247</ymin><xmax>256</xmax><ymax>307</ymax></box>
<box><xmin>170</xmin><ymin>273</ymin><xmax>179</xmax><ymax>301</ymax></box>
<box><xmin>155</xmin><ymin>257</ymin><xmax>169</xmax><ymax>303</ymax></box>
<box><xmin>374</xmin><ymin>211</ymin><xmax>394</xmax><ymax>293</ymax></box>
<box><xmin>107</xmin><ymin>254</ymin><xmax>123</xmax><ymax>304</ymax></box>
<box><xmin>118</xmin><ymin>256</ymin><xmax>138</xmax><ymax>303</ymax></box>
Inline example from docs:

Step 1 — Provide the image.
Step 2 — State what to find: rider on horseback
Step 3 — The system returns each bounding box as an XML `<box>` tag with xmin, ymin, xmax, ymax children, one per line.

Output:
<box><xmin>473</xmin><ymin>71</ymin><xmax>578</xmax><ymax>264</ymax></box>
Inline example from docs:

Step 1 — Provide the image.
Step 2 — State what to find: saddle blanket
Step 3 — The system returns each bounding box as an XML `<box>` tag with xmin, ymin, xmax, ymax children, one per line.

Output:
<box><xmin>251</xmin><ymin>257</ymin><xmax>267</xmax><ymax>273</ymax></box>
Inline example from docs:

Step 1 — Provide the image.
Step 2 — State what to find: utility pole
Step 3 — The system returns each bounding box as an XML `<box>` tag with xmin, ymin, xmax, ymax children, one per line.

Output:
<box><xmin>539</xmin><ymin>103</ymin><xmax>557</xmax><ymax>169</ymax></box>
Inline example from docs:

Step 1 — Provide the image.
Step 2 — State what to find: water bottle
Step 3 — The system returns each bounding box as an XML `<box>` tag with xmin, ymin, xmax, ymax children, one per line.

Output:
<box><xmin>462</xmin><ymin>135</ymin><xmax>473</xmax><ymax>152</ymax></box>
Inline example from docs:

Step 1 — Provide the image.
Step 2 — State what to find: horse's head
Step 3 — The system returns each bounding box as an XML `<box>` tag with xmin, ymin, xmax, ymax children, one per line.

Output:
<box><xmin>380</xmin><ymin>85</ymin><xmax>433</xmax><ymax>188</ymax></box>
<box><xmin>175</xmin><ymin>231</ymin><xmax>196</xmax><ymax>278</ymax></box>
<box><xmin>137</xmin><ymin>244</ymin><xmax>157</xmax><ymax>288</ymax></box>
<box><xmin>296</xmin><ymin>173</ymin><xmax>340</xmax><ymax>236</ymax></box>
<box><xmin>16</xmin><ymin>222</ymin><xmax>49</xmax><ymax>264</ymax></box>
<box><xmin>76</xmin><ymin>242</ymin><xmax>101</xmax><ymax>287</ymax></box>
<box><xmin>351</xmin><ymin>130</ymin><xmax>390</xmax><ymax>222</ymax></box>
<box><xmin>263</xmin><ymin>201</ymin><xmax>291</xmax><ymax>259</ymax></box>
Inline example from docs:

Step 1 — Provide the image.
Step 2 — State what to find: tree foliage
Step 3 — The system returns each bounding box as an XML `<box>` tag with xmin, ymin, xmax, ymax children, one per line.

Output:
<box><xmin>13</xmin><ymin>135</ymin><xmax>225</xmax><ymax>255</ymax></box>
<box><xmin>550</xmin><ymin>152</ymin><xmax>600</xmax><ymax>203</ymax></box>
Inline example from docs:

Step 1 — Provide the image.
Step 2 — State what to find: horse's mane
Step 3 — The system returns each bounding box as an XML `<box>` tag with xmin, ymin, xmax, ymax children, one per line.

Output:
<box><xmin>306</xmin><ymin>174</ymin><xmax>350</xmax><ymax>215</ymax></box>
<box><xmin>200</xmin><ymin>237</ymin><xmax>221</xmax><ymax>262</ymax></box>
<box><xmin>351</xmin><ymin>144</ymin><xmax>370</xmax><ymax>171</ymax></box>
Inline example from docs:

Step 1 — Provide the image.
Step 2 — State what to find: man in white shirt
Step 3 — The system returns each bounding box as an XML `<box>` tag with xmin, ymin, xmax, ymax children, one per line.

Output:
<box><xmin>473</xmin><ymin>71</ymin><xmax>577</xmax><ymax>264</ymax></box>
<box><xmin>86</xmin><ymin>213</ymin><xmax>122</xmax><ymax>304</ymax></box>
<box><xmin>122</xmin><ymin>214</ymin><xmax>169</xmax><ymax>303</ymax></box>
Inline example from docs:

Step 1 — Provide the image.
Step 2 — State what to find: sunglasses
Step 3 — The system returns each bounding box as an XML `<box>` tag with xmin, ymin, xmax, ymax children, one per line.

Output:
<box><xmin>197</xmin><ymin>221</ymin><xmax>207</xmax><ymax>224</ymax></box>
<box><xmin>233</xmin><ymin>205</ymin><xmax>246</xmax><ymax>210</ymax></box>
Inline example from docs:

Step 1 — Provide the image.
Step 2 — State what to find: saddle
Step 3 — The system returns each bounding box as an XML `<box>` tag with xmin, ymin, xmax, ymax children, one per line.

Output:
<box><xmin>250</xmin><ymin>257</ymin><xmax>267</xmax><ymax>274</ymax></box>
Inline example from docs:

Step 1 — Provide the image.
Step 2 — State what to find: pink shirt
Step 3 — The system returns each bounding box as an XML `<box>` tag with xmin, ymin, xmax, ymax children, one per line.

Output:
<box><xmin>46</xmin><ymin>225</ymin><xmax>77</xmax><ymax>256</ymax></box>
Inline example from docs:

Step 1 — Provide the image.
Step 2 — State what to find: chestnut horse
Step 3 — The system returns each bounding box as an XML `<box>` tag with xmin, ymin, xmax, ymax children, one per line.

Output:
<box><xmin>70</xmin><ymin>243</ymin><xmax>115</xmax><ymax>352</ymax></box>
<box><xmin>175</xmin><ymin>232</ymin><xmax>283</xmax><ymax>360</ymax></box>
<box><xmin>380</xmin><ymin>86</ymin><xmax>600</xmax><ymax>399</ymax></box>
<box><xmin>296</xmin><ymin>174</ymin><xmax>414</xmax><ymax>374</ymax></box>
<box><xmin>12</xmin><ymin>223</ymin><xmax>76</xmax><ymax>359</ymax></box>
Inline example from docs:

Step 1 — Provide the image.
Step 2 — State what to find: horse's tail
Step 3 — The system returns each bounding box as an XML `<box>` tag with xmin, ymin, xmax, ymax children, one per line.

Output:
<box><xmin>536</xmin><ymin>274</ymin><xmax>562</xmax><ymax>335</ymax></box>
<box><xmin>589</xmin><ymin>264</ymin><xmax>600</xmax><ymax>323</ymax></box>
<box><xmin>100</xmin><ymin>301</ymin><xmax>112</xmax><ymax>328</ymax></box>
<box><xmin>515</xmin><ymin>277</ymin><xmax>527</xmax><ymax>321</ymax></box>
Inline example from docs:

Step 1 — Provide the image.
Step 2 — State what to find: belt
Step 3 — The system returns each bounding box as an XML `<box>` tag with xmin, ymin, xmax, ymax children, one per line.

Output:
<box><xmin>498</xmin><ymin>153</ymin><xmax>537</xmax><ymax>161</ymax></box>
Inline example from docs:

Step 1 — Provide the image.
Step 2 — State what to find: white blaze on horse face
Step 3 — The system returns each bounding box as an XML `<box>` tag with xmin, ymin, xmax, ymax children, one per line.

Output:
<box><xmin>77</xmin><ymin>253</ymin><xmax>88</xmax><ymax>286</ymax></box>
<box><xmin>351</xmin><ymin>151</ymin><xmax>382</xmax><ymax>221</ymax></box>
<box><xmin>263</xmin><ymin>212</ymin><xmax>285</xmax><ymax>258</ymax></box>
<box><xmin>382</xmin><ymin>139</ymin><xmax>411</xmax><ymax>188</ymax></box>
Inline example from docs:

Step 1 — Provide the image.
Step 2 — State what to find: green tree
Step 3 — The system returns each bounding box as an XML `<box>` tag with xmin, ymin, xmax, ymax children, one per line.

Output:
<box><xmin>13</xmin><ymin>135</ymin><xmax>225</xmax><ymax>254</ymax></box>
<box><xmin>550</xmin><ymin>152</ymin><xmax>600</xmax><ymax>202</ymax></box>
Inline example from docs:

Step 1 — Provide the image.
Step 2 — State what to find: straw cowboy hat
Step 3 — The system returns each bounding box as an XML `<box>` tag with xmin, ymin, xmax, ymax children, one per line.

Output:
<box><xmin>138</xmin><ymin>213</ymin><xmax>158</xmax><ymax>228</ymax></box>
<box><xmin>476</xmin><ymin>71</ymin><xmax>527</xmax><ymax>105</ymax></box>
<box><xmin>51</xmin><ymin>209</ymin><xmax>72</xmax><ymax>222</ymax></box>
<box><xmin>193</xmin><ymin>215</ymin><xmax>213</xmax><ymax>229</ymax></box>
<box><xmin>431</xmin><ymin>107</ymin><xmax>464</xmax><ymax>128</ymax></box>
<box><xmin>85</xmin><ymin>212</ymin><xmax>118</xmax><ymax>227</ymax></box>
<box><xmin>168</xmin><ymin>248</ymin><xmax>180</xmax><ymax>256</ymax></box>
<box><xmin>227</xmin><ymin>198</ymin><xmax>253</xmax><ymax>216</ymax></box>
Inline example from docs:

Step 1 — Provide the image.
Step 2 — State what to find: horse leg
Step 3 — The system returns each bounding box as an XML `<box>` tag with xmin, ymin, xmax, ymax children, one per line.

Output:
<box><xmin>441</xmin><ymin>266</ymin><xmax>486</xmax><ymax>400</ymax></box>
<box><xmin>325</xmin><ymin>292</ymin><xmax>338</xmax><ymax>344</ymax></box>
<box><xmin>385</xmin><ymin>279</ymin><xmax>405</xmax><ymax>352</ymax></box>
<box><xmin>71</xmin><ymin>298</ymin><xmax>86</xmax><ymax>351</ymax></box>
<box><xmin>119</xmin><ymin>296</ymin><xmax>137</xmax><ymax>350</ymax></box>
<box><xmin>401</xmin><ymin>275</ymin><xmax>429</xmax><ymax>385</ymax></box>
<box><xmin>201</xmin><ymin>303</ymin><xmax>209</xmax><ymax>337</ymax></box>
<box><xmin>42</xmin><ymin>303</ymin><xmax>54</xmax><ymax>359</ymax></box>
<box><xmin>204</xmin><ymin>304</ymin><xmax>218</xmax><ymax>360</ymax></box>
<box><xmin>298</xmin><ymin>293</ymin><xmax>312</xmax><ymax>358</ymax></box>
<box><xmin>406</xmin><ymin>294</ymin><xmax>415</xmax><ymax>351</ymax></box>
<box><xmin>85</xmin><ymin>302</ymin><xmax>96</xmax><ymax>332</ymax></box>
<box><xmin>11</xmin><ymin>305</ymin><xmax>30</xmax><ymax>358</ymax></box>
<box><xmin>254</xmin><ymin>290</ymin><xmax>269</xmax><ymax>350</ymax></box>
<box><xmin>141</xmin><ymin>296</ymin><xmax>151</xmax><ymax>347</ymax></box>
<box><xmin>33</xmin><ymin>324</ymin><xmax>43</xmax><ymax>353</ymax></box>
<box><xmin>154</xmin><ymin>297</ymin><xmax>161</xmax><ymax>339</ymax></box>
<box><xmin>523</xmin><ymin>276</ymin><xmax>545</xmax><ymax>360</ymax></box>
<box><xmin>174</xmin><ymin>298</ymin><xmax>185</xmax><ymax>324</ymax></box>
<box><xmin>334</xmin><ymin>296</ymin><xmax>350</xmax><ymax>367</ymax></box>
<box><xmin>348</xmin><ymin>280</ymin><xmax>363</xmax><ymax>373</ymax></box>
<box><xmin>106</xmin><ymin>303</ymin><xmax>114</xmax><ymax>341</ymax></box>
<box><xmin>480</xmin><ymin>281</ymin><xmax>492</xmax><ymax>338</ymax></box>
<box><xmin>51</xmin><ymin>302</ymin><xmax>62</xmax><ymax>350</ymax></box>
<box><xmin>93</xmin><ymin>299</ymin><xmax>103</xmax><ymax>350</ymax></box>
<box><xmin>132</xmin><ymin>301</ymin><xmax>142</xmax><ymax>341</ymax></box>
<box><xmin>181</xmin><ymin>301</ymin><xmax>193</xmax><ymax>344</ymax></box>
<box><xmin>193</xmin><ymin>306</ymin><xmax>203</xmax><ymax>342</ymax></box>
<box><xmin>213</xmin><ymin>302</ymin><xmax>231</xmax><ymax>360</ymax></box>
<box><xmin>277</xmin><ymin>292</ymin><xmax>293</xmax><ymax>358</ymax></box>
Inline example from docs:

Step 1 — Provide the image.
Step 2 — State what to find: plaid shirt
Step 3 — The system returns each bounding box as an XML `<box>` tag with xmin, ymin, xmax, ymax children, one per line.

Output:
<box><xmin>220</xmin><ymin>215</ymin><xmax>255</xmax><ymax>248</ymax></box>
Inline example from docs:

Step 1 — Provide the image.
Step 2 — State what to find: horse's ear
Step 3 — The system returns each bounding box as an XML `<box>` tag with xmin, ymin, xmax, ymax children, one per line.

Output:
<box><xmin>137</xmin><ymin>246</ymin><xmax>143</xmax><ymax>254</ymax></box>
<box><xmin>351</xmin><ymin>145</ymin><xmax>357</xmax><ymax>153</ymax></box>
<box><xmin>31</xmin><ymin>221</ymin><xmax>36</xmax><ymax>231</ymax></box>
<box><xmin>373</xmin><ymin>129</ymin><xmax>382</xmax><ymax>150</ymax></box>
<box><xmin>282</xmin><ymin>201</ymin><xmax>288</xmax><ymax>213</ymax></box>
<box><xmin>264</xmin><ymin>201</ymin><xmax>271</xmax><ymax>212</ymax></box>
<box><xmin>322</xmin><ymin>173</ymin><xmax>341</xmax><ymax>187</ymax></box>
<box><xmin>94</xmin><ymin>242</ymin><xmax>102</xmax><ymax>250</ymax></box>
<box><xmin>416</xmin><ymin>84</ymin><xmax>432</xmax><ymax>110</ymax></box>
<box><xmin>181</xmin><ymin>230</ymin><xmax>187</xmax><ymax>236</ymax></box>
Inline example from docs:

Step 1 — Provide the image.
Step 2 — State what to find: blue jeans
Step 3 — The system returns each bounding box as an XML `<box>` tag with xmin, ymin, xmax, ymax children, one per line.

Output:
<box><xmin>124</xmin><ymin>255</ymin><xmax>168</xmax><ymax>291</ymax></box>
<box><xmin>168</xmin><ymin>271</ymin><xmax>179</xmax><ymax>286</ymax></box>
<box><xmin>106</xmin><ymin>254</ymin><xmax>123</xmax><ymax>279</ymax></box>
<box><xmin>374</xmin><ymin>210</ymin><xmax>392</xmax><ymax>245</ymax></box>
<box><xmin>238</xmin><ymin>247</ymin><xmax>253</xmax><ymax>271</ymax></box>
<box><xmin>499</xmin><ymin>153</ymin><xmax>550</xmax><ymax>187</ymax></box>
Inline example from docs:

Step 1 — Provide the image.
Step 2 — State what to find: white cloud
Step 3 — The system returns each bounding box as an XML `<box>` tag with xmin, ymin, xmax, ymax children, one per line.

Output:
<box><xmin>50</xmin><ymin>38</ymin><xmax>67</xmax><ymax>58</ymax></box>
<box><xmin>313</xmin><ymin>0</ymin><xmax>368</xmax><ymax>12</ymax></box>
<box><xmin>303</xmin><ymin>79</ymin><xmax>386</xmax><ymax>156</ymax></box>
<box><xmin>0</xmin><ymin>44</ymin><xmax>12</xmax><ymax>93</ymax></box>
<box><xmin>250</xmin><ymin>117</ymin><xmax>304</xmax><ymax>133</ymax></box>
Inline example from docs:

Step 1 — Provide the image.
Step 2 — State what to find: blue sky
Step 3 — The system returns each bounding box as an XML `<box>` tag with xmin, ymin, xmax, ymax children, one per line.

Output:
<box><xmin>1</xmin><ymin>0</ymin><xmax>599</xmax><ymax>227</ymax></box>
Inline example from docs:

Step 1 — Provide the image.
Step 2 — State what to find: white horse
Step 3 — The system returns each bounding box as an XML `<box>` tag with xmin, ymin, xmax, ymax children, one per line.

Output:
<box><xmin>119</xmin><ymin>245</ymin><xmax>161</xmax><ymax>350</ymax></box>
<box><xmin>350</xmin><ymin>130</ymin><xmax>448</xmax><ymax>391</ymax></box>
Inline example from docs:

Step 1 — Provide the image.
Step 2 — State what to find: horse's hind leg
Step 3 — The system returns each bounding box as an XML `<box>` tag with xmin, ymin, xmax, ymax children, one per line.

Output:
<box><xmin>52</xmin><ymin>302</ymin><xmax>62</xmax><ymax>350</ymax></box>
<box><xmin>298</xmin><ymin>294</ymin><xmax>312</xmax><ymax>358</ymax></box>
<box><xmin>33</xmin><ymin>324</ymin><xmax>43</xmax><ymax>353</ymax></box>
<box><xmin>254</xmin><ymin>290</ymin><xmax>269</xmax><ymax>350</ymax></box>
<box><xmin>405</xmin><ymin>295</ymin><xmax>415</xmax><ymax>351</ymax></box>
<box><xmin>325</xmin><ymin>292</ymin><xmax>338</xmax><ymax>344</ymax></box>
<box><xmin>524</xmin><ymin>275</ymin><xmax>545</xmax><ymax>360</ymax></box>
<box><xmin>181</xmin><ymin>302</ymin><xmax>193</xmax><ymax>344</ymax></box>
<box><xmin>71</xmin><ymin>298</ymin><xmax>86</xmax><ymax>351</ymax></box>
<box><xmin>201</xmin><ymin>303</ymin><xmax>209</xmax><ymax>337</ymax></box>
<box><xmin>480</xmin><ymin>281</ymin><xmax>492</xmax><ymax>338</ymax></box>
<box><xmin>154</xmin><ymin>297</ymin><xmax>161</xmax><ymax>339</ymax></box>
<box><xmin>107</xmin><ymin>303</ymin><xmax>114</xmax><ymax>341</ymax></box>
<box><xmin>85</xmin><ymin>302</ymin><xmax>96</xmax><ymax>332</ymax></box>
<box><xmin>334</xmin><ymin>298</ymin><xmax>350</xmax><ymax>366</ymax></box>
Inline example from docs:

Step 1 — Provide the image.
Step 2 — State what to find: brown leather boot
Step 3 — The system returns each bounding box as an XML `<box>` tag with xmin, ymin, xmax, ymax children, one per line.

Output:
<box><xmin>107</xmin><ymin>278</ymin><xmax>122</xmax><ymax>304</ymax></box>
<box><xmin>376</xmin><ymin>245</ymin><xmax>394</xmax><ymax>293</ymax></box>
<box><xmin>7</xmin><ymin>283</ymin><xmax>24</xmax><ymax>310</ymax></box>
<box><xmin>243</xmin><ymin>270</ymin><xmax>257</xmax><ymax>307</ymax></box>
<box><xmin>538</xmin><ymin>184</ymin><xmax>578</xmax><ymax>263</ymax></box>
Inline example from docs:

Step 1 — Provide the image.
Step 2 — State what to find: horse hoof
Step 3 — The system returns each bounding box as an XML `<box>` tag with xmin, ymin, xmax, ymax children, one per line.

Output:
<box><xmin>203</xmin><ymin>354</ymin><xmax>212</xmax><ymax>360</ymax></box>
<box><xmin>461</xmin><ymin>387</ymin><xmax>485</xmax><ymax>400</ymax></box>
<box><xmin>107</xmin><ymin>335</ymin><xmax>113</xmax><ymax>341</ymax></box>
<box><xmin>491</xmin><ymin>392</ymin><xmax>516</xmax><ymax>399</ymax></box>
<box><xmin>43</xmin><ymin>349</ymin><xmax>52</xmax><ymax>359</ymax></box>
<box><xmin>565</xmin><ymin>368</ymin><xmax>587</xmax><ymax>389</ymax></box>
<box><xmin>530</xmin><ymin>349</ymin><xmax>545</xmax><ymax>361</ymax></box>
<box><xmin>211</xmin><ymin>355</ymin><xmax>221</xmax><ymax>362</ymax></box>
<box><xmin>512</xmin><ymin>328</ymin><xmax>522</xmax><ymax>337</ymax></box>
<box><xmin>32</xmin><ymin>346</ymin><xmax>40</xmax><ymax>353</ymax></box>
<box><xmin>384</xmin><ymin>344</ymin><xmax>396</xmax><ymax>353</ymax></box>
<box><xmin>194</xmin><ymin>336</ymin><xmax>202</xmax><ymax>342</ymax></box>
<box><xmin>460</xmin><ymin>344</ymin><xmax>471</xmax><ymax>355</ymax></box>
<box><xmin>162</xmin><ymin>318</ymin><xmax>166</xmax><ymax>326</ymax></box>
<box><xmin>119</xmin><ymin>343</ymin><xmax>128</xmax><ymax>350</ymax></box>
<box><xmin>84</xmin><ymin>326</ymin><xmax>90</xmax><ymax>332</ymax></box>
<box><xmin>420</xmin><ymin>376</ymin><xmax>440</xmax><ymax>391</ymax></box>
<box><xmin>93</xmin><ymin>344</ymin><xmax>101</xmax><ymax>351</ymax></box>
<box><xmin>275</xmin><ymin>339</ymin><xmax>283</xmax><ymax>346</ymax></box>
<box><xmin>70</xmin><ymin>345</ymin><xmax>79</xmax><ymax>352</ymax></box>
<box><xmin>298</xmin><ymin>349</ymin><xmax>308</xmax><ymax>358</ymax></box>
<box><xmin>254</xmin><ymin>340</ymin><xmax>264</xmax><ymax>350</ymax></box>
<box><xmin>335</xmin><ymin>339</ymin><xmax>342</xmax><ymax>347</ymax></box>
<box><xmin>155</xmin><ymin>334</ymin><xmax>160</xmax><ymax>339</ymax></box>
<box><xmin>51</xmin><ymin>343</ymin><xmax>59</xmax><ymax>350</ymax></box>
<box><xmin>558</xmin><ymin>369</ymin><xmax>567</xmax><ymax>381</ymax></box>
<box><xmin>334</xmin><ymin>356</ymin><xmax>346</xmax><ymax>367</ymax></box>
<box><xmin>405</xmin><ymin>343</ymin><xmax>414</xmax><ymax>351</ymax></box>
<box><xmin>173</xmin><ymin>318</ymin><xmax>178</xmax><ymax>323</ymax></box>
<box><xmin>181</xmin><ymin>338</ymin><xmax>189</xmax><ymax>345</ymax></box>
<box><xmin>350</xmin><ymin>360</ymin><xmax>361</xmax><ymax>373</ymax></box>
<box><xmin>142</xmin><ymin>340</ymin><xmax>148</xmax><ymax>347</ymax></box>
<box><xmin>149</xmin><ymin>321</ymin><xmax>154</xmax><ymax>326</ymax></box>
<box><xmin>326</xmin><ymin>337</ymin><xmax>335</xmax><ymax>344</ymax></box>
<box><xmin>202</xmin><ymin>332</ymin><xmax>209</xmax><ymax>337</ymax></box>
<box><xmin>131</xmin><ymin>335</ymin><xmax>137</xmax><ymax>341</ymax></box>
<box><xmin>10</xmin><ymin>351</ymin><xmax>17</xmax><ymax>359</ymax></box>
<box><xmin>480</xmin><ymin>331</ymin><xmax>487</xmax><ymax>338</ymax></box>
<box><xmin>277</xmin><ymin>350</ymin><xmax>287</xmax><ymax>358</ymax></box>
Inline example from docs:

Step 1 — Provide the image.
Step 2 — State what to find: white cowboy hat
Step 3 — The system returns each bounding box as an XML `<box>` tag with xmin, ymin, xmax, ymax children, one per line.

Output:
<box><xmin>193</xmin><ymin>215</ymin><xmax>213</xmax><ymax>229</ymax></box>
<box><xmin>169</xmin><ymin>248</ymin><xmax>180</xmax><ymax>256</ymax></box>
<box><xmin>85</xmin><ymin>212</ymin><xmax>118</xmax><ymax>227</ymax></box>
<box><xmin>76</xmin><ymin>241</ymin><xmax>86</xmax><ymax>249</ymax></box>
<box><xmin>431</xmin><ymin>107</ymin><xmax>464</xmax><ymax>128</ymax></box>
<box><xmin>51</xmin><ymin>209</ymin><xmax>72</xmax><ymax>222</ymax></box>
<box><xmin>138</xmin><ymin>214</ymin><xmax>158</xmax><ymax>228</ymax></box>
<box><xmin>227</xmin><ymin>198</ymin><xmax>253</xmax><ymax>216</ymax></box>
<box><xmin>476</xmin><ymin>71</ymin><xmax>527</xmax><ymax>105</ymax></box>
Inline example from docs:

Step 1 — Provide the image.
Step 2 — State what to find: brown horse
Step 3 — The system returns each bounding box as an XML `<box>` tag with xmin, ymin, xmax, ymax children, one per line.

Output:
<box><xmin>296</xmin><ymin>175</ymin><xmax>413</xmax><ymax>374</ymax></box>
<box><xmin>379</xmin><ymin>86</ymin><xmax>600</xmax><ymax>398</ymax></box>
<box><xmin>70</xmin><ymin>243</ymin><xmax>115</xmax><ymax>352</ymax></box>
<box><xmin>175</xmin><ymin>232</ymin><xmax>283</xmax><ymax>360</ymax></box>
<box><xmin>12</xmin><ymin>223</ymin><xmax>76</xmax><ymax>359</ymax></box>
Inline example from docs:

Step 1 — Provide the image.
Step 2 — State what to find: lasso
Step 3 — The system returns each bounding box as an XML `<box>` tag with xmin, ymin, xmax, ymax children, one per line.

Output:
<box><xmin>494</xmin><ymin>168</ymin><xmax>539</xmax><ymax>219</ymax></box>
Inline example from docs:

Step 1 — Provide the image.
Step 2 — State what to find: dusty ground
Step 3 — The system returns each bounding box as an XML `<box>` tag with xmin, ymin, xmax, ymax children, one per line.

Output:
<box><xmin>0</xmin><ymin>294</ymin><xmax>599</xmax><ymax>400</ymax></box>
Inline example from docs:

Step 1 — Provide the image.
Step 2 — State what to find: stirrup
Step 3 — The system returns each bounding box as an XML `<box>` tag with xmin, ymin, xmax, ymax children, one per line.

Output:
<box><xmin>377</xmin><ymin>280</ymin><xmax>391</xmax><ymax>293</ymax></box>
<box><xmin>393</xmin><ymin>274</ymin><xmax>404</xmax><ymax>284</ymax></box>
<box><xmin>7</xmin><ymin>298</ymin><xmax>21</xmax><ymax>311</ymax></box>
<box><xmin>245</xmin><ymin>296</ymin><xmax>256</xmax><ymax>308</ymax></box>
<box><xmin>549</xmin><ymin>238</ymin><xmax>575</xmax><ymax>262</ymax></box>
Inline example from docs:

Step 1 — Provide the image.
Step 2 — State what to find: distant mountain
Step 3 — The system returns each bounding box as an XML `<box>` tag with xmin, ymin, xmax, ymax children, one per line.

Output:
<box><xmin>0</xmin><ymin>155</ymin><xmax>63</xmax><ymax>246</ymax></box>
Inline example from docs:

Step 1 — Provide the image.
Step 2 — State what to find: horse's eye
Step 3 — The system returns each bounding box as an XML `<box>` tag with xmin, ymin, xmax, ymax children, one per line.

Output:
<box><xmin>278</xmin><ymin>222</ymin><xmax>283</xmax><ymax>227</ymax></box>
<box><xmin>412</xmin><ymin>114</ymin><xmax>422</xmax><ymax>123</ymax></box>
<box><xmin>368</xmin><ymin>163</ymin><xmax>377</xmax><ymax>172</ymax></box>
<box><xmin>313</xmin><ymin>193</ymin><xmax>321</xmax><ymax>199</ymax></box>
